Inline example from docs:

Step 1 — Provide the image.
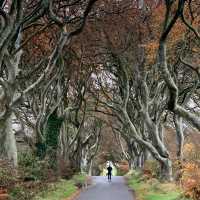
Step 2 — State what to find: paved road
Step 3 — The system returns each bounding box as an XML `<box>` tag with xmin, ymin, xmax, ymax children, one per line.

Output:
<box><xmin>76</xmin><ymin>176</ymin><xmax>133</xmax><ymax>200</ymax></box>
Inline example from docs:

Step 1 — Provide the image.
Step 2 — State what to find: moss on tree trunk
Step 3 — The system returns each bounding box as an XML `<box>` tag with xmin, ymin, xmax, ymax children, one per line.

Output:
<box><xmin>36</xmin><ymin>109</ymin><xmax>63</xmax><ymax>169</ymax></box>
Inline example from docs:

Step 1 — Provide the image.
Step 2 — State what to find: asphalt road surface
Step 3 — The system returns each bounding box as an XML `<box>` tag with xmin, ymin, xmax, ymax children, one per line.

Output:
<box><xmin>76</xmin><ymin>176</ymin><xmax>133</xmax><ymax>200</ymax></box>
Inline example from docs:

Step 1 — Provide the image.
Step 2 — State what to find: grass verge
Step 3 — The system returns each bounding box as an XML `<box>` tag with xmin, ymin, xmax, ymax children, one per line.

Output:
<box><xmin>127</xmin><ymin>171</ymin><xmax>190</xmax><ymax>200</ymax></box>
<box><xmin>33</xmin><ymin>174</ymin><xmax>86</xmax><ymax>200</ymax></box>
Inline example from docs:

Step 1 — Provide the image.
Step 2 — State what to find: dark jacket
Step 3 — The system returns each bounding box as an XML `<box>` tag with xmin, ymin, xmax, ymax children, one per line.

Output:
<box><xmin>107</xmin><ymin>166</ymin><xmax>112</xmax><ymax>174</ymax></box>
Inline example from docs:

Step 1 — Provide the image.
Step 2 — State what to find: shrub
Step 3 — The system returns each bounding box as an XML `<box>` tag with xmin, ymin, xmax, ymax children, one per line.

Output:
<box><xmin>0</xmin><ymin>160</ymin><xmax>16</xmax><ymax>188</ymax></box>
<box><xmin>143</xmin><ymin>160</ymin><xmax>160</xmax><ymax>178</ymax></box>
<box><xmin>9</xmin><ymin>185</ymin><xmax>33</xmax><ymax>200</ymax></box>
<box><xmin>58</xmin><ymin>159</ymin><xmax>76</xmax><ymax>179</ymax></box>
<box><xmin>9</xmin><ymin>178</ymin><xmax>48</xmax><ymax>200</ymax></box>
<box><xmin>181</xmin><ymin>162</ymin><xmax>200</xmax><ymax>200</ymax></box>
<box><xmin>179</xmin><ymin>143</ymin><xmax>200</xmax><ymax>200</ymax></box>
<box><xmin>117</xmin><ymin>160</ymin><xmax>129</xmax><ymax>176</ymax></box>
<box><xmin>18</xmin><ymin>153</ymin><xmax>49</xmax><ymax>181</ymax></box>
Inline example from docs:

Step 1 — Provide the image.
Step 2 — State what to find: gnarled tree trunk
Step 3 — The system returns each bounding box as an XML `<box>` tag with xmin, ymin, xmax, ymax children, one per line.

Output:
<box><xmin>0</xmin><ymin>113</ymin><xmax>18</xmax><ymax>167</ymax></box>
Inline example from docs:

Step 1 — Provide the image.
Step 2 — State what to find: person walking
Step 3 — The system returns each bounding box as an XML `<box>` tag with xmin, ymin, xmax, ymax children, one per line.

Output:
<box><xmin>107</xmin><ymin>165</ymin><xmax>112</xmax><ymax>181</ymax></box>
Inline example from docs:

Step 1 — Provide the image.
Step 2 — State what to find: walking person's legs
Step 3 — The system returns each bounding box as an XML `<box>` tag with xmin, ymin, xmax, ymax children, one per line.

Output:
<box><xmin>108</xmin><ymin>173</ymin><xmax>111</xmax><ymax>181</ymax></box>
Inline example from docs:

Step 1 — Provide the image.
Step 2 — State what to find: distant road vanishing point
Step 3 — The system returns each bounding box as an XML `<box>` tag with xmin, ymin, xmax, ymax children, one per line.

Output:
<box><xmin>76</xmin><ymin>176</ymin><xmax>134</xmax><ymax>200</ymax></box>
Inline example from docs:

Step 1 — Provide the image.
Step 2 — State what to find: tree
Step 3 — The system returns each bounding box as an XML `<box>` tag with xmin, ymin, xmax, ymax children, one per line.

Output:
<box><xmin>0</xmin><ymin>0</ymin><xmax>98</xmax><ymax>166</ymax></box>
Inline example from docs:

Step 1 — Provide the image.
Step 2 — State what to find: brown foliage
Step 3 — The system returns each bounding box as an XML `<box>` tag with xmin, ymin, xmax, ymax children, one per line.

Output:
<box><xmin>181</xmin><ymin>162</ymin><xmax>200</xmax><ymax>200</ymax></box>
<box><xmin>117</xmin><ymin>160</ymin><xmax>129</xmax><ymax>175</ymax></box>
<box><xmin>180</xmin><ymin>143</ymin><xmax>200</xmax><ymax>200</ymax></box>
<box><xmin>58</xmin><ymin>159</ymin><xmax>77</xmax><ymax>179</ymax></box>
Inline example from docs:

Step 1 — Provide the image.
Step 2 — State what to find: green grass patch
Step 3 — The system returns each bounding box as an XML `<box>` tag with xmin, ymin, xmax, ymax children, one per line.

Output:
<box><xmin>145</xmin><ymin>192</ymin><xmax>180</xmax><ymax>200</ymax></box>
<box><xmin>33</xmin><ymin>180</ymin><xmax>77</xmax><ymax>200</ymax></box>
<box><xmin>127</xmin><ymin>171</ymin><xmax>187</xmax><ymax>200</ymax></box>
<box><xmin>33</xmin><ymin>174</ymin><xmax>86</xmax><ymax>200</ymax></box>
<box><xmin>72</xmin><ymin>174</ymin><xmax>86</xmax><ymax>185</ymax></box>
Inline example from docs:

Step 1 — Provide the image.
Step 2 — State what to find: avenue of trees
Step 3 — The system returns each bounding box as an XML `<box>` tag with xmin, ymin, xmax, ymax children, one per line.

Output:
<box><xmin>0</xmin><ymin>0</ymin><xmax>200</xmax><ymax>184</ymax></box>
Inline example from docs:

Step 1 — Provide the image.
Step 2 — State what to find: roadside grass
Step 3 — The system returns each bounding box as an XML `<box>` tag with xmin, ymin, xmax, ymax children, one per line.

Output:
<box><xmin>33</xmin><ymin>174</ymin><xmax>86</xmax><ymax>200</ymax></box>
<box><xmin>72</xmin><ymin>174</ymin><xmax>87</xmax><ymax>186</ymax></box>
<box><xmin>127</xmin><ymin>171</ymin><xmax>190</xmax><ymax>200</ymax></box>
